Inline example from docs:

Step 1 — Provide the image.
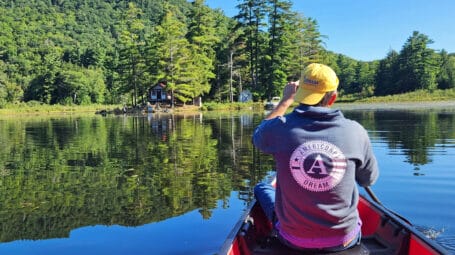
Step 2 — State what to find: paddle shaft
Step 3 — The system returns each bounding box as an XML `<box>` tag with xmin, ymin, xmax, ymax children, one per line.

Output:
<box><xmin>364</xmin><ymin>186</ymin><xmax>381</xmax><ymax>204</ymax></box>
<box><xmin>363</xmin><ymin>186</ymin><xmax>412</xmax><ymax>224</ymax></box>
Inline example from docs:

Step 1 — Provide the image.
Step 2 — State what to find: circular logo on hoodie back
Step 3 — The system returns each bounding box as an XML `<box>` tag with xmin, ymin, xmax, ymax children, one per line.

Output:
<box><xmin>289</xmin><ymin>140</ymin><xmax>347</xmax><ymax>192</ymax></box>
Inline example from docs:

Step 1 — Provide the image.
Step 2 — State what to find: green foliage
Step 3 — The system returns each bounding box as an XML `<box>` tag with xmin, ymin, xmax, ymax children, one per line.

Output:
<box><xmin>0</xmin><ymin>65</ymin><xmax>23</xmax><ymax>106</ymax></box>
<box><xmin>154</xmin><ymin>6</ymin><xmax>193</xmax><ymax>104</ymax></box>
<box><xmin>0</xmin><ymin>0</ymin><xmax>454</xmax><ymax>108</ymax></box>
<box><xmin>375</xmin><ymin>32</ymin><xmax>443</xmax><ymax>96</ymax></box>
<box><xmin>186</xmin><ymin>0</ymin><xmax>218</xmax><ymax>98</ymax></box>
<box><xmin>116</xmin><ymin>2</ymin><xmax>148</xmax><ymax>106</ymax></box>
<box><xmin>375</xmin><ymin>50</ymin><xmax>400</xmax><ymax>95</ymax></box>
<box><xmin>437</xmin><ymin>50</ymin><xmax>455</xmax><ymax>89</ymax></box>
<box><xmin>397</xmin><ymin>31</ymin><xmax>439</xmax><ymax>92</ymax></box>
<box><xmin>202</xmin><ymin>101</ymin><xmax>262</xmax><ymax>111</ymax></box>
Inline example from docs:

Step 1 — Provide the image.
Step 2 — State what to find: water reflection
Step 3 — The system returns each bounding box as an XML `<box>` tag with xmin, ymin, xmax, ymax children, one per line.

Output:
<box><xmin>0</xmin><ymin>113</ymin><xmax>271</xmax><ymax>244</ymax></box>
<box><xmin>0</xmin><ymin>108</ymin><xmax>454</xmax><ymax>253</ymax></box>
<box><xmin>344</xmin><ymin>109</ymin><xmax>455</xmax><ymax>171</ymax></box>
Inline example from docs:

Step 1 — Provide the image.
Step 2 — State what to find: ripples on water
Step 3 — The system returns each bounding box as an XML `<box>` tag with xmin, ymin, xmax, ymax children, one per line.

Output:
<box><xmin>415</xmin><ymin>226</ymin><xmax>455</xmax><ymax>253</ymax></box>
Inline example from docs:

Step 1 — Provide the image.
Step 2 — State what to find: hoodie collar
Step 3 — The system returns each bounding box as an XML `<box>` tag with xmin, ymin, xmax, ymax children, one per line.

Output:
<box><xmin>293</xmin><ymin>104</ymin><xmax>343</xmax><ymax>119</ymax></box>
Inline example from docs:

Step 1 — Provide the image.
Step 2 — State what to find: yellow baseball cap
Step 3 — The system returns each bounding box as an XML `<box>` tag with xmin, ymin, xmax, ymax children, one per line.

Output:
<box><xmin>294</xmin><ymin>63</ymin><xmax>339</xmax><ymax>105</ymax></box>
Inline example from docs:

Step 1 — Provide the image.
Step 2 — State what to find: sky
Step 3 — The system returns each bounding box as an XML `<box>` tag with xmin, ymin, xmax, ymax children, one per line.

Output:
<box><xmin>204</xmin><ymin>0</ymin><xmax>455</xmax><ymax>61</ymax></box>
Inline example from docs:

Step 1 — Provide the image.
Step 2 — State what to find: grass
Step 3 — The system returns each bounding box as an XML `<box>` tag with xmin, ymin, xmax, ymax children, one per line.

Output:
<box><xmin>0</xmin><ymin>102</ymin><xmax>120</xmax><ymax>115</ymax></box>
<box><xmin>341</xmin><ymin>88</ymin><xmax>455</xmax><ymax>103</ymax></box>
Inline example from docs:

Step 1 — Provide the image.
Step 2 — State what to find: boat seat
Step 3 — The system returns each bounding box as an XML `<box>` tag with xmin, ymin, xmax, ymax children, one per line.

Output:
<box><xmin>251</xmin><ymin>234</ymin><xmax>397</xmax><ymax>255</ymax></box>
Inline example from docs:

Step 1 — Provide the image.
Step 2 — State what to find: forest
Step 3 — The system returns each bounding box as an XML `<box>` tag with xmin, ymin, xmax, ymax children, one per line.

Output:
<box><xmin>0</xmin><ymin>0</ymin><xmax>454</xmax><ymax>108</ymax></box>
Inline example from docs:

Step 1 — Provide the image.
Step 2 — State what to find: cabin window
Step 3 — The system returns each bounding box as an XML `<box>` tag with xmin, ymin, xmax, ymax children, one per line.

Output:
<box><xmin>151</xmin><ymin>91</ymin><xmax>157</xmax><ymax>100</ymax></box>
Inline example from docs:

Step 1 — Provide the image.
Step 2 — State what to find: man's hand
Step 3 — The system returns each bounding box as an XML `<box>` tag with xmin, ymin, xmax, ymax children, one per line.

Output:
<box><xmin>265</xmin><ymin>81</ymin><xmax>299</xmax><ymax>120</ymax></box>
<box><xmin>281</xmin><ymin>80</ymin><xmax>299</xmax><ymax>105</ymax></box>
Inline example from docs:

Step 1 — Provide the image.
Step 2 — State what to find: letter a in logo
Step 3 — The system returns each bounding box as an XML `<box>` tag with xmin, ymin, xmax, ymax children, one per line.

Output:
<box><xmin>306</xmin><ymin>154</ymin><xmax>329</xmax><ymax>175</ymax></box>
<box><xmin>290</xmin><ymin>140</ymin><xmax>347</xmax><ymax>192</ymax></box>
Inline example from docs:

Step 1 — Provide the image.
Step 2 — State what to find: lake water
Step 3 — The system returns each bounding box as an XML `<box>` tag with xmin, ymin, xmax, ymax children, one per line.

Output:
<box><xmin>0</xmin><ymin>107</ymin><xmax>454</xmax><ymax>254</ymax></box>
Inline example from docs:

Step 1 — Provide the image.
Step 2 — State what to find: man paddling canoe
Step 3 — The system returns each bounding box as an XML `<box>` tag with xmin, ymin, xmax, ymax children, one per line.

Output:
<box><xmin>252</xmin><ymin>63</ymin><xmax>379</xmax><ymax>252</ymax></box>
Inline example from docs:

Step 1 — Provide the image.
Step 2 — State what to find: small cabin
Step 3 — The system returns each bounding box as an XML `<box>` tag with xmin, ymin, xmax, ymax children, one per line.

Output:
<box><xmin>149</xmin><ymin>82</ymin><xmax>172</xmax><ymax>104</ymax></box>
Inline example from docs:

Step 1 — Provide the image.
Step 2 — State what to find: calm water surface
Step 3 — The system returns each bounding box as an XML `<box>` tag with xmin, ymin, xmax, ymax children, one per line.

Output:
<box><xmin>0</xmin><ymin>107</ymin><xmax>454</xmax><ymax>254</ymax></box>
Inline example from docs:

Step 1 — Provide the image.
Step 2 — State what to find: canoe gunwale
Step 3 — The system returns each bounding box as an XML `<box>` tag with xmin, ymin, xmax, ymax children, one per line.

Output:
<box><xmin>218</xmin><ymin>199</ymin><xmax>257</xmax><ymax>255</ymax></box>
<box><xmin>359</xmin><ymin>195</ymin><xmax>448</xmax><ymax>254</ymax></box>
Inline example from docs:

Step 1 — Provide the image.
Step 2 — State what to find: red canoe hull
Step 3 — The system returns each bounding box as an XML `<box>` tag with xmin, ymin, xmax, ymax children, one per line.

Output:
<box><xmin>219</xmin><ymin>194</ymin><xmax>447</xmax><ymax>255</ymax></box>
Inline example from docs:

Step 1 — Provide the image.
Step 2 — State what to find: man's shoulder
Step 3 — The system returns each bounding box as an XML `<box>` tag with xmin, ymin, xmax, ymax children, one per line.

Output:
<box><xmin>262</xmin><ymin>115</ymin><xmax>289</xmax><ymax>126</ymax></box>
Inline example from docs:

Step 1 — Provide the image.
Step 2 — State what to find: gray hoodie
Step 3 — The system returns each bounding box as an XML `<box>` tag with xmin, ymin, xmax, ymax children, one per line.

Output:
<box><xmin>253</xmin><ymin>105</ymin><xmax>379</xmax><ymax>248</ymax></box>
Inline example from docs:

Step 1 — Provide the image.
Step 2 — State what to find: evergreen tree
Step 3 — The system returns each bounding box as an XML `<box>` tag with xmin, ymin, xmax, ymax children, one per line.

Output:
<box><xmin>336</xmin><ymin>54</ymin><xmax>357</xmax><ymax>95</ymax></box>
<box><xmin>235</xmin><ymin>0</ymin><xmax>268</xmax><ymax>95</ymax></box>
<box><xmin>265</xmin><ymin>0</ymin><xmax>295</xmax><ymax>98</ymax></box>
<box><xmin>396</xmin><ymin>31</ymin><xmax>439</xmax><ymax>93</ymax></box>
<box><xmin>301</xmin><ymin>18</ymin><xmax>325</xmax><ymax>64</ymax></box>
<box><xmin>354</xmin><ymin>61</ymin><xmax>376</xmax><ymax>97</ymax></box>
<box><xmin>210</xmin><ymin>11</ymin><xmax>240</xmax><ymax>102</ymax></box>
<box><xmin>186</xmin><ymin>0</ymin><xmax>218</xmax><ymax>101</ymax></box>
<box><xmin>286</xmin><ymin>15</ymin><xmax>325</xmax><ymax>80</ymax></box>
<box><xmin>154</xmin><ymin>5</ymin><xmax>193</xmax><ymax>105</ymax></box>
<box><xmin>437</xmin><ymin>50</ymin><xmax>455</xmax><ymax>89</ymax></box>
<box><xmin>375</xmin><ymin>50</ymin><xmax>399</xmax><ymax>95</ymax></box>
<box><xmin>116</xmin><ymin>3</ymin><xmax>148</xmax><ymax>107</ymax></box>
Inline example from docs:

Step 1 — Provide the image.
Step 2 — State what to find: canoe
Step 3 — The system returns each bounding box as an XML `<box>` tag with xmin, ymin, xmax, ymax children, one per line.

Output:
<box><xmin>219</xmin><ymin>190</ymin><xmax>448</xmax><ymax>255</ymax></box>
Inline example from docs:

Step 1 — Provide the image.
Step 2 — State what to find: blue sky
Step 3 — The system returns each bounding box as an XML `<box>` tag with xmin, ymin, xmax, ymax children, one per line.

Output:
<box><xmin>205</xmin><ymin>0</ymin><xmax>455</xmax><ymax>61</ymax></box>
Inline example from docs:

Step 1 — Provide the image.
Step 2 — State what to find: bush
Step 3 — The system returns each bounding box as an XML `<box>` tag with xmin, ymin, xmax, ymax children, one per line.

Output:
<box><xmin>202</xmin><ymin>101</ymin><xmax>261</xmax><ymax>111</ymax></box>
<box><xmin>26</xmin><ymin>100</ymin><xmax>44</xmax><ymax>107</ymax></box>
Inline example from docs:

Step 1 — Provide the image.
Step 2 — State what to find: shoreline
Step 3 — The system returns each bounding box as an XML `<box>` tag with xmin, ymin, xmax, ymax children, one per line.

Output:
<box><xmin>2</xmin><ymin>100</ymin><xmax>455</xmax><ymax>117</ymax></box>
<box><xmin>335</xmin><ymin>100</ymin><xmax>455</xmax><ymax>111</ymax></box>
